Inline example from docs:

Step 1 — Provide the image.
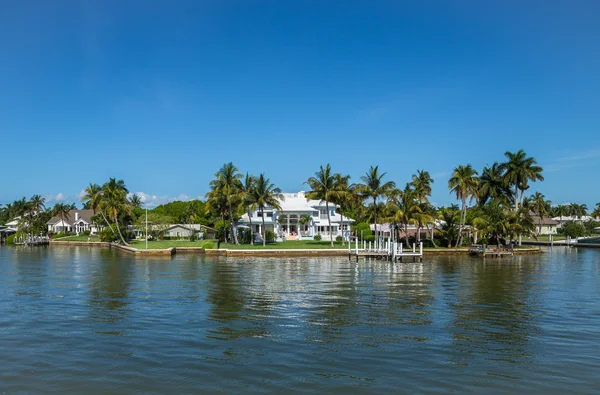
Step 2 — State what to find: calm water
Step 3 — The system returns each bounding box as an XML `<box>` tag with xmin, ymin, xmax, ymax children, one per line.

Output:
<box><xmin>1</xmin><ymin>246</ymin><xmax>599</xmax><ymax>394</ymax></box>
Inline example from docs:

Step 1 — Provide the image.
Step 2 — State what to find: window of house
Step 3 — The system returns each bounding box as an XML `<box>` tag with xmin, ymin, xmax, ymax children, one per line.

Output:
<box><xmin>266</xmin><ymin>212</ymin><xmax>273</xmax><ymax>217</ymax></box>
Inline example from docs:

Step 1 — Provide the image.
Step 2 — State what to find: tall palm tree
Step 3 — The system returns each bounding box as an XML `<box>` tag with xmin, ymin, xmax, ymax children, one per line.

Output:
<box><xmin>356</xmin><ymin>166</ymin><xmax>396</xmax><ymax>242</ymax></box>
<box><xmin>411</xmin><ymin>170</ymin><xmax>434</xmax><ymax>203</ymax></box>
<box><xmin>52</xmin><ymin>203</ymin><xmax>72</xmax><ymax>233</ymax></box>
<box><xmin>209</xmin><ymin>163</ymin><xmax>243</xmax><ymax>244</ymax></box>
<box><xmin>530</xmin><ymin>192</ymin><xmax>549</xmax><ymax>236</ymax></box>
<box><xmin>569</xmin><ymin>203</ymin><xmax>588</xmax><ymax>220</ymax></box>
<box><xmin>240</xmin><ymin>173</ymin><xmax>257</xmax><ymax>245</ymax></box>
<box><xmin>81</xmin><ymin>182</ymin><xmax>115</xmax><ymax>237</ymax></box>
<box><xmin>305</xmin><ymin>164</ymin><xmax>342</xmax><ymax>247</ymax></box>
<box><xmin>438</xmin><ymin>205</ymin><xmax>461</xmax><ymax>248</ymax></box>
<box><xmin>29</xmin><ymin>195</ymin><xmax>46</xmax><ymax>215</ymax></box>
<box><xmin>331</xmin><ymin>173</ymin><xmax>353</xmax><ymax>246</ymax></box>
<box><xmin>82</xmin><ymin>183</ymin><xmax>103</xmax><ymax>214</ymax></box>
<box><xmin>13</xmin><ymin>197</ymin><xmax>30</xmax><ymax>217</ymax></box>
<box><xmin>448</xmin><ymin>164</ymin><xmax>479</xmax><ymax>247</ymax></box>
<box><xmin>554</xmin><ymin>204</ymin><xmax>568</xmax><ymax>223</ymax></box>
<box><xmin>99</xmin><ymin>178</ymin><xmax>131</xmax><ymax>245</ymax></box>
<box><xmin>500</xmin><ymin>149</ymin><xmax>544</xmax><ymax>210</ymax></box>
<box><xmin>129</xmin><ymin>193</ymin><xmax>143</xmax><ymax>209</ymax></box>
<box><xmin>411</xmin><ymin>170</ymin><xmax>434</xmax><ymax>242</ymax></box>
<box><xmin>477</xmin><ymin>162</ymin><xmax>512</xmax><ymax>206</ymax></box>
<box><xmin>252</xmin><ymin>173</ymin><xmax>284</xmax><ymax>247</ymax></box>
<box><xmin>388</xmin><ymin>184</ymin><xmax>424</xmax><ymax>245</ymax></box>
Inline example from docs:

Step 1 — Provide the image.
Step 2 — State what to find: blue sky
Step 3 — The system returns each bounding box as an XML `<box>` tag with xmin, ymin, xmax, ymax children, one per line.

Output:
<box><xmin>1</xmin><ymin>1</ymin><xmax>599</xmax><ymax>208</ymax></box>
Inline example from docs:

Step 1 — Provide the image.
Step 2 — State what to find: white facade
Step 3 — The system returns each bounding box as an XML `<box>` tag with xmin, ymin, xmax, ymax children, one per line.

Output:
<box><xmin>46</xmin><ymin>210</ymin><xmax>103</xmax><ymax>235</ymax></box>
<box><xmin>238</xmin><ymin>191</ymin><xmax>354</xmax><ymax>241</ymax></box>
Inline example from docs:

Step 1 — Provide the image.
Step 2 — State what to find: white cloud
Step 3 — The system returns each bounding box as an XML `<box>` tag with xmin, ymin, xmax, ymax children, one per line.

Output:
<box><xmin>44</xmin><ymin>193</ymin><xmax>67</xmax><ymax>203</ymax></box>
<box><xmin>129</xmin><ymin>192</ymin><xmax>194</xmax><ymax>207</ymax></box>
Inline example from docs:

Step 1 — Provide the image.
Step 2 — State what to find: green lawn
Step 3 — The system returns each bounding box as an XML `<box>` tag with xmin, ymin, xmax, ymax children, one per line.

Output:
<box><xmin>218</xmin><ymin>240</ymin><xmax>349</xmax><ymax>249</ymax></box>
<box><xmin>523</xmin><ymin>235</ymin><xmax>566</xmax><ymax>242</ymax></box>
<box><xmin>53</xmin><ymin>235</ymin><xmax>102</xmax><ymax>242</ymax></box>
<box><xmin>129</xmin><ymin>240</ymin><xmax>217</xmax><ymax>250</ymax></box>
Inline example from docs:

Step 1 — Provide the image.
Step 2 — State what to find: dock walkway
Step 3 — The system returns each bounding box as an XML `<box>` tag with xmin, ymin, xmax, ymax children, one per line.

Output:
<box><xmin>348</xmin><ymin>237</ymin><xmax>424</xmax><ymax>262</ymax></box>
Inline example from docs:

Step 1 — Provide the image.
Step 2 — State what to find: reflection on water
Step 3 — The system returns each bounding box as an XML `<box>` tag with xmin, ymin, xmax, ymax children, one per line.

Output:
<box><xmin>1</xmin><ymin>246</ymin><xmax>600</xmax><ymax>393</ymax></box>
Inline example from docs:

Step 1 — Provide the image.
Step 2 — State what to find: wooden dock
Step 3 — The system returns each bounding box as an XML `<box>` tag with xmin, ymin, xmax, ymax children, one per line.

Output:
<box><xmin>349</xmin><ymin>237</ymin><xmax>424</xmax><ymax>262</ymax></box>
<box><xmin>468</xmin><ymin>244</ymin><xmax>514</xmax><ymax>258</ymax></box>
<box><xmin>15</xmin><ymin>235</ymin><xmax>50</xmax><ymax>246</ymax></box>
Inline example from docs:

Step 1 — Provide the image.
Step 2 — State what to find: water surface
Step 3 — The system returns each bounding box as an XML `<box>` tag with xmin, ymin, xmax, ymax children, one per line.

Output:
<box><xmin>1</xmin><ymin>246</ymin><xmax>599</xmax><ymax>393</ymax></box>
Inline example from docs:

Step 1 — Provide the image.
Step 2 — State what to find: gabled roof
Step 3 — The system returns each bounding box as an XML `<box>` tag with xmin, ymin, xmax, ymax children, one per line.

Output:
<box><xmin>47</xmin><ymin>210</ymin><xmax>95</xmax><ymax>226</ymax></box>
<box><xmin>530</xmin><ymin>215</ymin><xmax>559</xmax><ymax>226</ymax></box>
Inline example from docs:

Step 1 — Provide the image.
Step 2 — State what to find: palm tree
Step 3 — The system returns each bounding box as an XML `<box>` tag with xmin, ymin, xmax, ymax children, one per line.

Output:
<box><xmin>81</xmin><ymin>182</ymin><xmax>114</xmax><ymax>237</ymax></box>
<box><xmin>252</xmin><ymin>173</ymin><xmax>284</xmax><ymax>247</ymax></box>
<box><xmin>411</xmin><ymin>170</ymin><xmax>434</xmax><ymax>203</ymax></box>
<box><xmin>388</xmin><ymin>184</ymin><xmax>423</xmax><ymax>245</ymax></box>
<box><xmin>12</xmin><ymin>197</ymin><xmax>30</xmax><ymax>217</ymax></box>
<box><xmin>99</xmin><ymin>178</ymin><xmax>131</xmax><ymax>245</ymax></box>
<box><xmin>438</xmin><ymin>206</ymin><xmax>461</xmax><ymax>248</ymax></box>
<box><xmin>473</xmin><ymin>201</ymin><xmax>510</xmax><ymax>246</ymax></box>
<box><xmin>448</xmin><ymin>164</ymin><xmax>479</xmax><ymax>247</ymax></box>
<box><xmin>240</xmin><ymin>173</ymin><xmax>257</xmax><ymax>245</ymax></box>
<box><xmin>477</xmin><ymin>162</ymin><xmax>512</xmax><ymax>206</ymax></box>
<box><xmin>591</xmin><ymin>203</ymin><xmax>600</xmax><ymax>220</ymax></box>
<box><xmin>530</xmin><ymin>192</ymin><xmax>549</xmax><ymax>236</ymax></box>
<box><xmin>569</xmin><ymin>203</ymin><xmax>588</xmax><ymax>220</ymax></box>
<box><xmin>305</xmin><ymin>164</ymin><xmax>342</xmax><ymax>247</ymax></box>
<box><xmin>209</xmin><ymin>163</ymin><xmax>243</xmax><ymax>244</ymax></box>
<box><xmin>507</xmin><ymin>206</ymin><xmax>536</xmax><ymax>242</ymax></box>
<box><xmin>299</xmin><ymin>214</ymin><xmax>313</xmax><ymax>237</ymax></box>
<box><xmin>129</xmin><ymin>193</ymin><xmax>143</xmax><ymax>209</ymax></box>
<box><xmin>356</xmin><ymin>166</ymin><xmax>396</xmax><ymax>242</ymax></box>
<box><xmin>82</xmin><ymin>183</ymin><xmax>103</xmax><ymax>214</ymax></box>
<box><xmin>554</xmin><ymin>204</ymin><xmax>568</xmax><ymax>223</ymax></box>
<box><xmin>29</xmin><ymin>195</ymin><xmax>46</xmax><ymax>215</ymax></box>
<box><xmin>411</xmin><ymin>170</ymin><xmax>434</xmax><ymax>242</ymax></box>
<box><xmin>500</xmin><ymin>149</ymin><xmax>544</xmax><ymax>210</ymax></box>
<box><xmin>331</xmin><ymin>173</ymin><xmax>353</xmax><ymax>246</ymax></box>
<box><xmin>52</xmin><ymin>203</ymin><xmax>72</xmax><ymax>233</ymax></box>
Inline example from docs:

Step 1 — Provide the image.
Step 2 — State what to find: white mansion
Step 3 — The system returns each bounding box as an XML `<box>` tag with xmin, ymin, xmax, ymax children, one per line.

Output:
<box><xmin>238</xmin><ymin>191</ymin><xmax>354</xmax><ymax>241</ymax></box>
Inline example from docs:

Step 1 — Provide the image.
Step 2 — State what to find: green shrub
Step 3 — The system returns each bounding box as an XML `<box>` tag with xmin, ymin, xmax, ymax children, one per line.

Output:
<box><xmin>237</xmin><ymin>227</ymin><xmax>253</xmax><ymax>244</ymax></box>
<box><xmin>6</xmin><ymin>234</ymin><xmax>16</xmax><ymax>244</ymax></box>
<box><xmin>561</xmin><ymin>222</ymin><xmax>586</xmax><ymax>238</ymax></box>
<box><xmin>214</xmin><ymin>220</ymin><xmax>229</xmax><ymax>242</ymax></box>
<box><xmin>265</xmin><ymin>230</ymin><xmax>276</xmax><ymax>243</ymax></box>
<box><xmin>336</xmin><ymin>235</ymin><xmax>343</xmax><ymax>242</ymax></box>
<box><xmin>313</xmin><ymin>234</ymin><xmax>322</xmax><ymax>241</ymax></box>
<box><xmin>353</xmin><ymin>222</ymin><xmax>375</xmax><ymax>241</ymax></box>
<box><xmin>83</xmin><ymin>230</ymin><xmax>91</xmax><ymax>236</ymax></box>
<box><xmin>98</xmin><ymin>226</ymin><xmax>119</xmax><ymax>242</ymax></box>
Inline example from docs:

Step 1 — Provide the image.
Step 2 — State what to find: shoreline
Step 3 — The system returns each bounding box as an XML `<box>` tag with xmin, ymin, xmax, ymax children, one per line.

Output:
<box><xmin>46</xmin><ymin>240</ymin><xmax>543</xmax><ymax>257</ymax></box>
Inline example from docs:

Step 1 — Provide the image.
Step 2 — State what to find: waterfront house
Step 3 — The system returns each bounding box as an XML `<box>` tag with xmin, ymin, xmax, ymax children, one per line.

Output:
<box><xmin>238</xmin><ymin>191</ymin><xmax>354</xmax><ymax>241</ymax></box>
<box><xmin>162</xmin><ymin>224</ymin><xmax>209</xmax><ymax>238</ymax></box>
<box><xmin>46</xmin><ymin>209</ymin><xmax>103</xmax><ymax>235</ymax></box>
<box><xmin>531</xmin><ymin>214</ymin><xmax>559</xmax><ymax>235</ymax></box>
<box><xmin>552</xmin><ymin>215</ymin><xmax>594</xmax><ymax>226</ymax></box>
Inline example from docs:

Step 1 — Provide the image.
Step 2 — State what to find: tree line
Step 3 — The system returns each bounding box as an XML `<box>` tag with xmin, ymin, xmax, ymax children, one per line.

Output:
<box><xmin>3</xmin><ymin>149</ymin><xmax>600</xmax><ymax>246</ymax></box>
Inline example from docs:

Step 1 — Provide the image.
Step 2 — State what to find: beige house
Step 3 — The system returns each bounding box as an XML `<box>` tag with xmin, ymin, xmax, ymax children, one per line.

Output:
<box><xmin>531</xmin><ymin>215</ymin><xmax>559</xmax><ymax>235</ymax></box>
